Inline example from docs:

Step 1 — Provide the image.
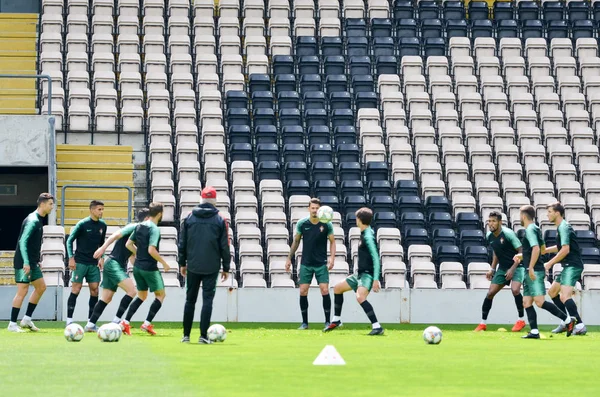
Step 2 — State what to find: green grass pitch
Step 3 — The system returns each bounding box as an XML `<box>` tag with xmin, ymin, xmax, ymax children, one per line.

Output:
<box><xmin>1</xmin><ymin>322</ymin><xmax>598</xmax><ymax>396</ymax></box>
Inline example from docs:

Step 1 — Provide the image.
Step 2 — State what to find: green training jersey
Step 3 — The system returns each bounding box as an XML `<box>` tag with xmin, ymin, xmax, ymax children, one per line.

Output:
<box><xmin>486</xmin><ymin>226</ymin><xmax>522</xmax><ymax>271</ymax></box>
<box><xmin>521</xmin><ymin>223</ymin><xmax>545</xmax><ymax>272</ymax></box>
<box><xmin>107</xmin><ymin>223</ymin><xmax>138</xmax><ymax>270</ymax></box>
<box><xmin>13</xmin><ymin>211</ymin><xmax>44</xmax><ymax>269</ymax></box>
<box><xmin>67</xmin><ymin>216</ymin><xmax>107</xmax><ymax>265</ymax></box>
<box><xmin>357</xmin><ymin>226</ymin><xmax>381</xmax><ymax>281</ymax></box>
<box><xmin>130</xmin><ymin>220</ymin><xmax>161</xmax><ymax>271</ymax></box>
<box><xmin>557</xmin><ymin>219</ymin><xmax>583</xmax><ymax>268</ymax></box>
<box><xmin>296</xmin><ymin>217</ymin><xmax>334</xmax><ymax>267</ymax></box>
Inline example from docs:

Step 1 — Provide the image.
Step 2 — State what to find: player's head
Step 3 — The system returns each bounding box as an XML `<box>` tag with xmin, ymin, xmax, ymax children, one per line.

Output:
<box><xmin>487</xmin><ymin>211</ymin><xmax>502</xmax><ymax>233</ymax></box>
<box><xmin>201</xmin><ymin>186</ymin><xmax>217</xmax><ymax>206</ymax></box>
<box><xmin>308</xmin><ymin>198</ymin><xmax>321</xmax><ymax>219</ymax></box>
<box><xmin>520</xmin><ymin>205</ymin><xmax>536</xmax><ymax>225</ymax></box>
<box><xmin>148</xmin><ymin>202</ymin><xmax>163</xmax><ymax>223</ymax></box>
<box><xmin>89</xmin><ymin>200</ymin><xmax>104</xmax><ymax>220</ymax></box>
<box><xmin>137</xmin><ymin>207</ymin><xmax>150</xmax><ymax>222</ymax></box>
<box><xmin>37</xmin><ymin>193</ymin><xmax>54</xmax><ymax>216</ymax></box>
<box><xmin>355</xmin><ymin>207</ymin><xmax>373</xmax><ymax>230</ymax></box>
<box><xmin>546</xmin><ymin>202</ymin><xmax>565</xmax><ymax>224</ymax></box>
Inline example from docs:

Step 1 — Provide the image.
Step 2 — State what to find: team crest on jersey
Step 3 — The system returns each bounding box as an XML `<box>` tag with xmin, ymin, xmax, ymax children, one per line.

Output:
<box><xmin>500</xmin><ymin>238</ymin><xmax>504</xmax><ymax>244</ymax></box>
<box><xmin>320</xmin><ymin>226</ymin><xmax>324</xmax><ymax>233</ymax></box>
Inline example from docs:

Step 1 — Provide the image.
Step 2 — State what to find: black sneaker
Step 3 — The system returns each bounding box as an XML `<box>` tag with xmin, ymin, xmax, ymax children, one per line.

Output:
<box><xmin>181</xmin><ymin>336</ymin><xmax>190</xmax><ymax>343</ymax></box>
<box><xmin>521</xmin><ymin>332</ymin><xmax>540</xmax><ymax>339</ymax></box>
<box><xmin>566</xmin><ymin>318</ymin><xmax>577</xmax><ymax>337</ymax></box>
<box><xmin>369</xmin><ymin>327</ymin><xmax>385</xmax><ymax>336</ymax></box>
<box><xmin>323</xmin><ymin>321</ymin><xmax>342</xmax><ymax>333</ymax></box>
<box><xmin>199</xmin><ymin>336</ymin><xmax>213</xmax><ymax>344</ymax></box>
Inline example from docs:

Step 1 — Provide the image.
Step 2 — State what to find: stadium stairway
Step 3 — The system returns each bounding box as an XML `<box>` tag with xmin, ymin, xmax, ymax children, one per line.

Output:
<box><xmin>56</xmin><ymin>145</ymin><xmax>135</xmax><ymax>230</ymax></box>
<box><xmin>0</xmin><ymin>251</ymin><xmax>15</xmax><ymax>285</ymax></box>
<box><xmin>0</xmin><ymin>13</ymin><xmax>38</xmax><ymax>115</ymax></box>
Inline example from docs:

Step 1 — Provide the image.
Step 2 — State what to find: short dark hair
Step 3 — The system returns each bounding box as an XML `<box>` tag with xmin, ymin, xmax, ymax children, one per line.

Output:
<box><xmin>488</xmin><ymin>211</ymin><xmax>502</xmax><ymax>221</ymax></box>
<box><xmin>148</xmin><ymin>202</ymin><xmax>163</xmax><ymax>217</ymax></box>
<box><xmin>355</xmin><ymin>207</ymin><xmax>373</xmax><ymax>226</ymax></box>
<box><xmin>90</xmin><ymin>200</ymin><xmax>104</xmax><ymax>209</ymax></box>
<box><xmin>520</xmin><ymin>205</ymin><xmax>536</xmax><ymax>221</ymax></box>
<box><xmin>137</xmin><ymin>208</ymin><xmax>150</xmax><ymax>222</ymax></box>
<box><xmin>37</xmin><ymin>193</ymin><xmax>54</xmax><ymax>206</ymax></box>
<box><xmin>547</xmin><ymin>201</ymin><xmax>565</xmax><ymax>217</ymax></box>
<box><xmin>309</xmin><ymin>198</ymin><xmax>321</xmax><ymax>207</ymax></box>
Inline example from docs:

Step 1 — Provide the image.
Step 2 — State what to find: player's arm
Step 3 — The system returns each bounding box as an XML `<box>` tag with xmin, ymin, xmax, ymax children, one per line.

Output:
<box><xmin>365</xmin><ymin>229</ymin><xmax>381</xmax><ymax>291</ymax></box>
<box><xmin>491</xmin><ymin>251</ymin><xmax>499</xmax><ymax>271</ymax></box>
<box><xmin>543</xmin><ymin>245</ymin><xmax>558</xmax><ymax>255</ymax></box>
<box><xmin>148</xmin><ymin>226</ymin><xmax>170</xmax><ymax>271</ymax></box>
<box><xmin>125</xmin><ymin>228</ymin><xmax>137</xmax><ymax>255</ymax></box>
<box><xmin>19</xmin><ymin>218</ymin><xmax>38</xmax><ymax>271</ymax></box>
<box><xmin>218</xmin><ymin>218</ymin><xmax>232</xmax><ymax>280</ymax></box>
<box><xmin>66</xmin><ymin>220</ymin><xmax>82</xmax><ymax>269</ymax></box>
<box><xmin>177</xmin><ymin>217</ymin><xmax>188</xmax><ymax>271</ymax></box>
<box><xmin>286</xmin><ymin>221</ymin><xmax>303</xmax><ymax>271</ymax></box>
<box><xmin>525</xmin><ymin>227</ymin><xmax>540</xmax><ymax>278</ymax></box>
<box><xmin>327</xmin><ymin>223</ymin><xmax>335</xmax><ymax>269</ymax></box>
<box><xmin>544</xmin><ymin>227</ymin><xmax>570</xmax><ymax>269</ymax></box>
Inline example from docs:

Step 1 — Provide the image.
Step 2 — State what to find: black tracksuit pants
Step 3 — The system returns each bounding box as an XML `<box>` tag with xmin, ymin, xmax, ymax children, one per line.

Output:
<box><xmin>183</xmin><ymin>271</ymin><xmax>219</xmax><ymax>338</ymax></box>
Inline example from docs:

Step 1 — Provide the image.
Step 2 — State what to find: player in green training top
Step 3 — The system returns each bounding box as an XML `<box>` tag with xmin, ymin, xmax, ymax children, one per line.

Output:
<box><xmin>474</xmin><ymin>212</ymin><xmax>526</xmax><ymax>332</ymax></box>
<box><xmin>515</xmin><ymin>205</ymin><xmax>574</xmax><ymax>339</ymax></box>
<box><xmin>543</xmin><ymin>202</ymin><xmax>587</xmax><ymax>335</ymax></box>
<box><xmin>83</xmin><ymin>208</ymin><xmax>150</xmax><ymax>334</ymax></box>
<box><xmin>8</xmin><ymin>193</ymin><xmax>54</xmax><ymax>333</ymax></box>
<box><xmin>286</xmin><ymin>198</ymin><xmax>336</xmax><ymax>330</ymax></box>
<box><xmin>66</xmin><ymin>200</ymin><xmax>107</xmax><ymax>325</ymax></box>
<box><xmin>325</xmin><ymin>208</ymin><xmax>384</xmax><ymax>335</ymax></box>
<box><xmin>123</xmin><ymin>202</ymin><xmax>172</xmax><ymax>335</ymax></box>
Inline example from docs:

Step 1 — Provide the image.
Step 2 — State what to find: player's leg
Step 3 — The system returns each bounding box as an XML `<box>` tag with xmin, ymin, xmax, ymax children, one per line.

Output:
<box><xmin>86</xmin><ymin>288</ymin><xmax>116</xmax><ymax>331</ymax></box>
<box><xmin>510</xmin><ymin>267</ymin><xmax>526</xmax><ymax>332</ymax></box>
<box><xmin>182</xmin><ymin>270</ymin><xmax>202</xmax><ymax>342</ymax></box>
<box><xmin>67</xmin><ymin>263</ymin><xmax>88</xmax><ymax>324</ymax></box>
<box><xmin>522</xmin><ymin>294</ymin><xmax>539</xmax><ymax>339</ymax></box>
<box><xmin>355</xmin><ymin>275</ymin><xmax>383</xmax><ymax>335</ymax></box>
<box><xmin>8</xmin><ymin>275</ymin><xmax>30</xmax><ymax>332</ymax></box>
<box><xmin>87</xmin><ymin>264</ymin><xmax>102</xmax><ymax>320</ymax></box>
<box><xmin>548</xmin><ymin>280</ymin><xmax>567</xmax><ymax>333</ymax></box>
<box><xmin>115</xmin><ymin>278</ymin><xmax>137</xmax><ymax>335</ymax></box>
<box><xmin>124</xmin><ymin>268</ymin><xmax>148</xmax><ymax>326</ymax></box>
<box><xmin>140</xmin><ymin>271</ymin><xmax>166</xmax><ymax>335</ymax></box>
<box><xmin>198</xmin><ymin>273</ymin><xmax>218</xmax><ymax>344</ymax></box>
<box><xmin>475</xmin><ymin>281</ymin><xmax>504</xmax><ymax>331</ymax></box>
<box><xmin>323</xmin><ymin>278</ymin><xmax>353</xmax><ymax>332</ymax></box>
<box><xmin>534</xmin><ymin>295</ymin><xmax>569</xmax><ymax>323</ymax></box>
<box><xmin>19</xmin><ymin>269</ymin><xmax>46</xmax><ymax>332</ymax></box>
<box><xmin>560</xmin><ymin>267</ymin><xmax>584</xmax><ymax>336</ymax></box>
<box><xmin>297</xmin><ymin>265</ymin><xmax>313</xmax><ymax>329</ymax></box>
<box><xmin>316</xmin><ymin>265</ymin><xmax>331</xmax><ymax>327</ymax></box>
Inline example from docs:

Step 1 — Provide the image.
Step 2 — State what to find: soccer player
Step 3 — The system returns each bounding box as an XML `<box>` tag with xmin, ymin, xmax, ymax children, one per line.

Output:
<box><xmin>324</xmin><ymin>208</ymin><xmax>384</xmax><ymax>335</ymax></box>
<box><xmin>84</xmin><ymin>208</ymin><xmax>150</xmax><ymax>334</ymax></box>
<box><xmin>66</xmin><ymin>200</ymin><xmax>107</xmax><ymax>325</ymax></box>
<box><xmin>474</xmin><ymin>212</ymin><xmax>526</xmax><ymax>332</ymax></box>
<box><xmin>285</xmin><ymin>198</ymin><xmax>335</xmax><ymax>330</ymax></box>
<box><xmin>122</xmin><ymin>202</ymin><xmax>171</xmax><ymax>335</ymax></box>
<box><xmin>516</xmin><ymin>205</ymin><xmax>574</xmax><ymax>339</ymax></box>
<box><xmin>543</xmin><ymin>202</ymin><xmax>586</xmax><ymax>335</ymax></box>
<box><xmin>8</xmin><ymin>193</ymin><xmax>54</xmax><ymax>332</ymax></box>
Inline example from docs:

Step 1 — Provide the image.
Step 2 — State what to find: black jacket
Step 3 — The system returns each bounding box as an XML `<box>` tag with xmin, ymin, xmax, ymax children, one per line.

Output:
<box><xmin>178</xmin><ymin>203</ymin><xmax>231</xmax><ymax>275</ymax></box>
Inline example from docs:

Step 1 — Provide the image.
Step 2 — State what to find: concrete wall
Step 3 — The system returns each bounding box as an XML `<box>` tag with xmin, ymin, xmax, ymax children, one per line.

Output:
<box><xmin>0</xmin><ymin>116</ymin><xmax>50</xmax><ymax>167</ymax></box>
<box><xmin>2</xmin><ymin>286</ymin><xmax>599</xmax><ymax>325</ymax></box>
<box><xmin>0</xmin><ymin>0</ymin><xmax>40</xmax><ymax>13</ymax></box>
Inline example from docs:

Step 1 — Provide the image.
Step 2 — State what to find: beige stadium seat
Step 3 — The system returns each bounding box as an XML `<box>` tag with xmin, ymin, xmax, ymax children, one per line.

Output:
<box><xmin>440</xmin><ymin>262</ymin><xmax>467</xmax><ymax>289</ymax></box>
<box><xmin>382</xmin><ymin>260</ymin><xmax>407</xmax><ymax>289</ymax></box>
<box><xmin>468</xmin><ymin>262</ymin><xmax>491</xmax><ymax>289</ymax></box>
<box><xmin>449</xmin><ymin>37</ymin><xmax>470</xmax><ymax>58</ymax></box>
<box><xmin>411</xmin><ymin>261</ymin><xmax>437</xmax><ymax>289</ymax></box>
<box><xmin>407</xmin><ymin>245</ymin><xmax>432</xmax><ymax>267</ymax></box>
<box><xmin>582</xmin><ymin>265</ymin><xmax>600</xmax><ymax>290</ymax></box>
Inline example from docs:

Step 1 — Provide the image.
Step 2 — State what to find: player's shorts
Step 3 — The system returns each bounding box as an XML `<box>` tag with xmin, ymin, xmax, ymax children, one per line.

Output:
<box><xmin>71</xmin><ymin>263</ymin><xmax>101</xmax><ymax>284</ymax></box>
<box><xmin>559</xmin><ymin>266</ymin><xmax>583</xmax><ymax>287</ymax></box>
<box><xmin>491</xmin><ymin>267</ymin><xmax>526</xmax><ymax>286</ymax></box>
<box><xmin>14</xmin><ymin>267</ymin><xmax>43</xmax><ymax>284</ymax></box>
<box><xmin>100</xmin><ymin>258</ymin><xmax>129</xmax><ymax>292</ymax></box>
<box><xmin>299</xmin><ymin>264</ymin><xmax>329</xmax><ymax>285</ymax></box>
<box><xmin>346</xmin><ymin>273</ymin><xmax>374</xmax><ymax>292</ymax></box>
<box><xmin>133</xmin><ymin>267</ymin><xmax>165</xmax><ymax>292</ymax></box>
<box><xmin>523</xmin><ymin>270</ymin><xmax>546</xmax><ymax>297</ymax></box>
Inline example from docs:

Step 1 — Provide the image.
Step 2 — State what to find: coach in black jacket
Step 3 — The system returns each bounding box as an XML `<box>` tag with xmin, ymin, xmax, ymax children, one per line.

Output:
<box><xmin>178</xmin><ymin>186</ymin><xmax>231</xmax><ymax>344</ymax></box>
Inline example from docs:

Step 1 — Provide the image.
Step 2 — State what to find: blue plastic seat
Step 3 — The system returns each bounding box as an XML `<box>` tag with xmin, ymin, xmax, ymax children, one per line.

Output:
<box><xmin>581</xmin><ymin>247</ymin><xmax>600</xmax><ymax>264</ymax></box>
<box><xmin>254</xmin><ymin>125</ymin><xmax>277</xmax><ymax>144</ymax></box>
<box><xmin>299</xmin><ymin>74</ymin><xmax>322</xmax><ymax>94</ymax></box>
<box><xmin>287</xmin><ymin>180</ymin><xmax>311</xmax><ymax>196</ymax></box>
<box><xmin>446</xmin><ymin>19</ymin><xmax>468</xmax><ymax>38</ymax></box>
<box><xmin>456</xmin><ymin>212</ymin><xmax>481</xmax><ymax>232</ymax></box>
<box><xmin>298</xmin><ymin>55</ymin><xmax>320</xmax><ymax>75</ymax></box>
<box><xmin>248</xmin><ymin>74</ymin><xmax>270</xmax><ymax>93</ymax></box>
<box><xmin>303</xmin><ymin>91</ymin><xmax>326</xmax><ymax>110</ymax></box>
<box><xmin>307</xmin><ymin>126</ymin><xmax>330</xmax><ymax>145</ymax></box>
<box><xmin>325</xmin><ymin>74</ymin><xmax>348</xmax><ymax>93</ymax></box>
<box><xmin>443</xmin><ymin>1</ymin><xmax>465</xmax><ymax>20</ymax></box>
<box><xmin>496</xmin><ymin>19</ymin><xmax>518</xmax><ymax>39</ymax></box>
<box><xmin>330</xmin><ymin>109</ymin><xmax>354</xmax><ymax>128</ymax></box>
<box><xmin>324</xmin><ymin>55</ymin><xmax>346</xmax><ymax>75</ymax></box>
<box><xmin>368</xmin><ymin>180</ymin><xmax>392</xmax><ymax>197</ymax></box>
<box><xmin>272</xmin><ymin>55</ymin><xmax>294</xmax><ymax>75</ymax></box>
<box><xmin>518</xmin><ymin>1</ymin><xmax>539</xmax><ymax>21</ymax></box>
<box><xmin>459</xmin><ymin>230</ymin><xmax>485</xmax><ymax>254</ymax></box>
<box><xmin>398</xmin><ymin>195</ymin><xmax>423</xmax><ymax>215</ymax></box>
<box><xmin>547</xmin><ymin>20</ymin><xmax>569</xmax><ymax>40</ymax></box>
<box><xmin>366</xmin><ymin>161</ymin><xmax>388</xmax><ymax>181</ymax></box>
<box><xmin>404</xmin><ymin>228</ymin><xmax>429</xmax><ymax>248</ymax></box>
<box><xmin>318</xmin><ymin>195</ymin><xmax>340</xmax><ymax>212</ymax></box>
<box><xmin>295</xmin><ymin>36</ymin><xmax>318</xmax><ymax>56</ymax></box>
<box><xmin>593</xmin><ymin>2</ymin><xmax>600</xmax><ymax>21</ymax></box>
<box><xmin>569</xmin><ymin>1</ymin><xmax>589</xmax><ymax>21</ymax></box>
<box><xmin>351</xmin><ymin>75</ymin><xmax>374</xmax><ymax>92</ymax></box>
<box><xmin>338</xmin><ymin>162</ymin><xmax>362</xmax><ymax>181</ymax></box>
<box><xmin>284</xmin><ymin>161</ymin><xmax>308</xmax><ymax>181</ymax></box>
<box><xmin>311</xmin><ymin>161</ymin><xmax>335</xmax><ymax>181</ymax></box>
<box><xmin>521</xmin><ymin>20</ymin><xmax>543</xmax><ymax>39</ymax></box>
<box><xmin>257</xmin><ymin>161</ymin><xmax>280</xmax><ymax>180</ymax></box>
<box><xmin>433</xmin><ymin>228</ymin><xmax>457</xmax><ymax>248</ymax></box>
<box><xmin>304</xmin><ymin>108</ymin><xmax>328</xmax><ymax>127</ymax></box>
<box><xmin>373</xmin><ymin>37</ymin><xmax>395</xmax><ymax>57</ymax></box>
<box><xmin>394</xmin><ymin>0</ymin><xmax>415</xmax><ymax>20</ymax></box>
<box><xmin>468</xmin><ymin>2</ymin><xmax>489</xmax><ymax>20</ymax></box>
<box><xmin>277</xmin><ymin>91</ymin><xmax>300</xmax><ymax>110</ymax></box>
<box><xmin>575</xmin><ymin>230</ymin><xmax>597</xmax><ymax>248</ymax></box>
<box><xmin>340</xmin><ymin>180</ymin><xmax>363</xmax><ymax>199</ymax></box>
<box><xmin>343</xmin><ymin>195</ymin><xmax>367</xmax><ymax>214</ymax></box>
<box><xmin>543</xmin><ymin>1</ymin><xmax>564</xmax><ymax>21</ymax></box>
<box><xmin>435</xmin><ymin>245</ymin><xmax>461</xmax><ymax>266</ymax></box>
<box><xmin>228</xmin><ymin>125</ymin><xmax>251</xmax><ymax>144</ymax></box>
<box><xmin>371</xmin><ymin>196</ymin><xmax>394</xmax><ymax>213</ymax></box>
<box><xmin>279</xmin><ymin>108</ymin><xmax>302</xmax><ymax>127</ymax></box>
<box><xmin>321</xmin><ymin>37</ymin><xmax>343</xmax><ymax>56</ymax></box>
<box><xmin>230</xmin><ymin>143</ymin><xmax>253</xmax><ymax>162</ymax></box>
<box><xmin>422</xmin><ymin>19</ymin><xmax>443</xmax><ymax>38</ymax></box>
<box><xmin>281</xmin><ymin>125</ymin><xmax>305</xmax><ymax>145</ymax></box>
<box><xmin>349</xmin><ymin>56</ymin><xmax>371</xmax><ymax>76</ymax></box>
<box><xmin>424</xmin><ymin>38</ymin><xmax>445</xmax><ymax>57</ymax></box>
<box><xmin>314</xmin><ymin>180</ymin><xmax>337</xmax><ymax>197</ymax></box>
<box><xmin>345</xmin><ymin>18</ymin><xmax>367</xmax><ymax>37</ymax></box>
<box><xmin>376</xmin><ymin>56</ymin><xmax>398</xmax><ymax>75</ymax></box>
<box><xmin>400</xmin><ymin>212</ymin><xmax>426</xmax><ymax>234</ymax></box>
<box><xmin>333</xmin><ymin>126</ymin><xmax>356</xmax><ymax>145</ymax></box>
<box><xmin>464</xmin><ymin>246</ymin><xmax>490</xmax><ymax>264</ymax></box>
<box><xmin>425</xmin><ymin>196</ymin><xmax>451</xmax><ymax>215</ymax></box>
<box><xmin>346</xmin><ymin>37</ymin><xmax>369</xmax><ymax>56</ymax></box>
<box><xmin>419</xmin><ymin>1</ymin><xmax>439</xmax><ymax>19</ymax></box>
<box><xmin>336</xmin><ymin>143</ymin><xmax>360</xmax><ymax>163</ymax></box>
<box><xmin>225</xmin><ymin>91</ymin><xmax>247</xmax><ymax>109</ymax></box>
<box><xmin>493</xmin><ymin>1</ymin><xmax>514</xmax><ymax>21</ymax></box>
<box><xmin>428</xmin><ymin>212</ymin><xmax>453</xmax><ymax>232</ymax></box>
<box><xmin>396</xmin><ymin>18</ymin><xmax>418</xmax><ymax>38</ymax></box>
<box><xmin>355</xmin><ymin>92</ymin><xmax>378</xmax><ymax>109</ymax></box>
<box><xmin>253</xmin><ymin>108</ymin><xmax>276</xmax><ymax>127</ymax></box>
<box><xmin>329</xmin><ymin>92</ymin><xmax>352</xmax><ymax>110</ymax></box>
<box><xmin>373</xmin><ymin>212</ymin><xmax>397</xmax><ymax>230</ymax></box>
<box><xmin>274</xmin><ymin>75</ymin><xmax>296</xmax><ymax>94</ymax></box>
<box><xmin>226</xmin><ymin>108</ymin><xmax>250</xmax><ymax>126</ymax></box>
<box><xmin>283</xmin><ymin>143</ymin><xmax>306</xmax><ymax>162</ymax></box>
<box><xmin>471</xmin><ymin>19</ymin><xmax>493</xmax><ymax>38</ymax></box>
<box><xmin>256</xmin><ymin>143</ymin><xmax>279</xmax><ymax>162</ymax></box>
<box><xmin>543</xmin><ymin>230</ymin><xmax>558</xmax><ymax>247</ymax></box>
<box><xmin>572</xmin><ymin>20</ymin><xmax>594</xmax><ymax>40</ymax></box>
<box><xmin>251</xmin><ymin>91</ymin><xmax>274</xmax><ymax>109</ymax></box>
<box><xmin>395</xmin><ymin>180</ymin><xmax>419</xmax><ymax>197</ymax></box>
<box><xmin>371</xmin><ymin>18</ymin><xmax>393</xmax><ymax>37</ymax></box>
<box><xmin>398</xmin><ymin>37</ymin><xmax>421</xmax><ymax>58</ymax></box>
<box><xmin>310</xmin><ymin>144</ymin><xmax>333</xmax><ymax>162</ymax></box>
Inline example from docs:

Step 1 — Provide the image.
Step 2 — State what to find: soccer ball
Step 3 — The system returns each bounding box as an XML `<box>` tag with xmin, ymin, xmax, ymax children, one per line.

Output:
<box><xmin>97</xmin><ymin>323</ymin><xmax>122</xmax><ymax>342</ymax></box>
<box><xmin>64</xmin><ymin>323</ymin><xmax>84</xmax><ymax>342</ymax></box>
<box><xmin>317</xmin><ymin>205</ymin><xmax>334</xmax><ymax>223</ymax></box>
<box><xmin>423</xmin><ymin>326</ymin><xmax>443</xmax><ymax>345</ymax></box>
<box><xmin>207</xmin><ymin>324</ymin><xmax>227</xmax><ymax>342</ymax></box>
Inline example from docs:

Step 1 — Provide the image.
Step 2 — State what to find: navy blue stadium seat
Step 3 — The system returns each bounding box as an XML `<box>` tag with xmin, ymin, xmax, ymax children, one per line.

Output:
<box><xmin>256</xmin><ymin>143</ymin><xmax>279</xmax><ymax>163</ymax></box>
<box><xmin>368</xmin><ymin>180</ymin><xmax>392</xmax><ymax>197</ymax></box>
<box><xmin>312</xmin><ymin>162</ymin><xmax>335</xmax><ymax>181</ymax></box>
<box><xmin>283</xmin><ymin>144</ymin><xmax>306</xmax><ymax>163</ymax></box>
<box><xmin>456</xmin><ymin>212</ymin><xmax>481</xmax><ymax>231</ymax></box>
<box><xmin>373</xmin><ymin>37</ymin><xmax>395</xmax><ymax>57</ymax></box>
<box><xmin>333</xmin><ymin>126</ymin><xmax>356</xmax><ymax>145</ymax></box>
<box><xmin>284</xmin><ymin>161</ymin><xmax>308</xmax><ymax>181</ymax></box>
<box><xmin>281</xmin><ymin>125</ymin><xmax>304</xmax><ymax>145</ymax></box>
<box><xmin>279</xmin><ymin>108</ymin><xmax>301</xmax><ymax>127</ymax></box>
<box><xmin>572</xmin><ymin>20</ymin><xmax>594</xmax><ymax>40</ymax></box>
<box><xmin>569</xmin><ymin>1</ymin><xmax>589</xmax><ymax>21</ymax></box>
<box><xmin>517</xmin><ymin>229</ymin><xmax>526</xmax><ymax>242</ymax></box>
<box><xmin>373</xmin><ymin>212</ymin><xmax>397</xmax><ymax>229</ymax></box>
<box><xmin>314</xmin><ymin>180</ymin><xmax>337</xmax><ymax>197</ymax></box>
<box><xmin>329</xmin><ymin>92</ymin><xmax>352</xmax><ymax>110</ymax></box>
<box><xmin>518</xmin><ymin>1</ymin><xmax>539</xmax><ymax>20</ymax></box>
<box><xmin>324</xmin><ymin>55</ymin><xmax>345</xmax><ymax>75</ymax></box>
<box><xmin>229</xmin><ymin>125</ymin><xmax>251</xmax><ymax>144</ymax></box>
<box><xmin>257</xmin><ymin>161</ymin><xmax>280</xmax><ymax>180</ymax></box>
<box><xmin>338</xmin><ymin>162</ymin><xmax>362</xmax><ymax>180</ymax></box>
<box><xmin>226</xmin><ymin>91</ymin><xmax>247</xmax><ymax>109</ymax></box>
<box><xmin>422</xmin><ymin>18</ymin><xmax>443</xmax><ymax>38</ymax></box>
<box><xmin>398</xmin><ymin>37</ymin><xmax>421</xmax><ymax>58</ymax></box>
<box><xmin>336</xmin><ymin>143</ymin><xmax>360</xmax><ymax>162</ymax></box>
<box><xmin>424</xmin><ymin>38</ymin><xmax>445</xmax><ymax>57</ymax></box>
<box><xmin>321</xmin><ymin>37</ymin><xmax>343</xmax><ymax>56</ymax></box>
<box><xmin>471</xmin><ymin>19</ymin><xmax>493</xmax><ymax>38</ymax></box>
<box><xmin>366</xmin><ymin>161</ymin><xmax>388</xmax><ymax>181</ymax></box>
<box><xmin>468</xmin><ymin>2</ymin><xmax>489</xmax><ymax>20</ymax></box>
<box><xmin>444</xmin><ymin>1</ymin><xmax>465</xmax><ymax>20</ymax></box>
<box><xmin>277</xmin><ymin>91</ymin><xmax>300</xmax><ymax>109</ymax></box>
<box><xmin>581</xmin><ymin>247</ymin><xmax>600</xmax><ymax>264</ymax></box>
<box><xmin>287</xmin><ymin>180</ymin><xmax>310</xmax><ymax>196</ymax></box>
<box><xmin>345</xmin><ymin>18</ymin><xmax>367</xmax><ymax>37</ymax></box>
<box><xmin>310</xmin><ymin>144</ymin><xmax>333</xmax><ymax>162</ymax></box>
<box><xmin>435</xmin><ymin>245</ymin><xmax>462</xmax><ymax>266</ymax></box>
<box><xmin>543</xmin><ymin>1</ymin><xmax>564</xmax><ymax>21</ymax></box>
<box><xmin>296</xmin><ymin>36</ymin><xmax>318</xmax><ymax>56</ymax></box>
<box><xmin>303</xmin><ymin>92</ymin><xmax>326</xmax><ymax>110</ymax></box>
<box><xmin>395</xmin><ymin>180</ymin><xmax>419</xmax><ymax>197</ymax></box>
<box><xmin>419</xmin><ymin>1</ymin><xmax>439</xmax><ymax>19</ymax></box>
<box><xmin>459</xmin><ymin>230</ymin><xmax>485</xmax><ymax>253</ymax></box>
<box><xmin>325</xmin><ymin>74</ymin><xmax>348</xmax><ymax>93</ymax></box>
<box><xmin>425</xmin><ymin>196</ymin><xmax>451</xmax><ymax>215</ymax></box>
<box><xmin>433</xmin><ymin>228</ymin><xmax>457</xmax><ymax>251</ymax></box>
<box><xmin>343</xmin><ymin>195</ymin><xmax>367</xmax><ymax>213</ymax></box>
<box><xmin>230</xmin><ymin>143</ymin><xmax>253</xmax><ymax>162</ymax></box>
<box><xmin>400</xmin><ymin>212</ymin><xmax>426</xmax><ymax>234</ymax></box>
<box><xmin>547</xmin><ymin>20</ymin><xmax>569</xmax><ymax>39</ymax></box>
<box><xmin>521</xmin><ymin>20</ymin><xmax>543</xmax><ymax>39</ymax></box>
<box><xmin>396</xmin><ymin>18</ymin><xmax>418</xmax><ymax>38</ymax></box>
<box><xmin>252</xmin><ymin>91</ymin><xmax>274</xmax><ymax>109</ymax></box>
<box><xmin>298</xmin><ymin>55</ymin><xmax>320</xmax><ymax>75</ymax></box>
<box><xmin>355</xmin><ymin>92</ymin><xmax>378</xmax><ymax>109</ymax></box>
<box><xmin>253</xmin><ymin>108</ymin><xmax>275</xmax><ymax>126</ymax></box>
<box><xmin>464</xmin><ymin>246</ymin><xmax>490</xmax><ymax>265</ymax></box>
<box><xmin>274</xmin><ymin>75</ymin><xmax>296</xmax><ymax>95</ymax></box>
<box><xmin>394</xmin><ymin>0</ymin><xmax>415</xmax><ymax>20</ymax></box>
<box><xmin>272</xmin><ymin>55</ymin><xmax>294</xmax><ymax>75</ymax></box>
<box><xmin>575</xmin><ymin>230</ymin><xmax>597</xmax><ymax>248</ymax></box>
<box><xmin>429</xmin><ymin>212</ymin><xmax>453</xmax><ymax>232</ymax></box>
<box><xmin>330</xmin><ymin>109</ymin><xmax>354</xmax><ymax>128</ymax></box>
<box><xmin>352</xmin><ymin>75</ymin><xmax>375</xmax><ymax>93</ymax></box>
<box><xmin>307</xmin><ymin>126</ymin><xmax>330</xmax><ymax>145</ymax></box>
<box><xmin>345</xmin><ymin>213</ymin><xmax>358</xmax><ymax>229</ymax></box>
<box><xmin>493</xmin><ymin>1</ymin><xmax>514</xmax><ymax>21</ymax></box>
<box><xmin>346</xmin><ymin>36</ymin><xmax>369</xmax><ymax>56</ymax></box>
<box><xmin>371</xmin><ymin>18</ymin><xmax>393</xmax><ymax>37</ymax></box>
<box><xmin>594</xmin><ymin>2</ymin><xmax>600</xmax><ymax>22</ymax></box>
<box><xmin>371</xmin><ymin>196</ymin><xmax>395</xmax><ymax>213</ymax></box>
<box><xmin>319</xmin><ymin>195</ymin><xmax>340</xmax><ymax>212</ymax></box>
<box><xmin>226</xmin><ymin>108</ymin><xmax>250</xmax><ymax>126</ymax></box>
<box><xmin>404</xmin><ymin>228</ymin><xmax>429</xmax><ymax>248</ymax></box>
<box><xmin>248</xmin><ymin>74</ymin><xmax>270</xmax><ymax>93</ymax></box>
<box><xmin>349</xmin><ymin>56</ymin><xmax>371</xmax><ymax>76</ymax></box>
<box><xmin>543</xmin><ymin>230</ymin><xmax>557</xmax><ymax>247</ymax></box>
<box><xmin>376</xmin><ymin>56</ymin><xmax>399</xmax><ymax>75</ymax></box>
<box><xmin>496</xmin><ymin>19</ymin><xmax>518</xmax><ymax>39</ymax></box>
<box><xmin>300</xmin><ymin>74</ymin><xmax>322</xmax><ymax>94</ymax></box>
<box><xmin>305</xmin><ymin>109</ymin><xmax>328</xmax><ymax>127</ymax></box>
<box><xmin>446</xmin><ymin>19</ymin><xmax>468</xmax><ymax>38</ymax></box>
<box><xmin>398</xmin><ymin>195</ymin><xmax>423</xmax><ymax>215</ymax></box>
<box><xmin>254</xmin><ymin>125</ymin><xmax>277</xmax><ymax>144</ymax></box>
<box><xmin>340</xmin><ymin>180</ymin><xmax>364</xmax><ymax>198</ymax></box>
